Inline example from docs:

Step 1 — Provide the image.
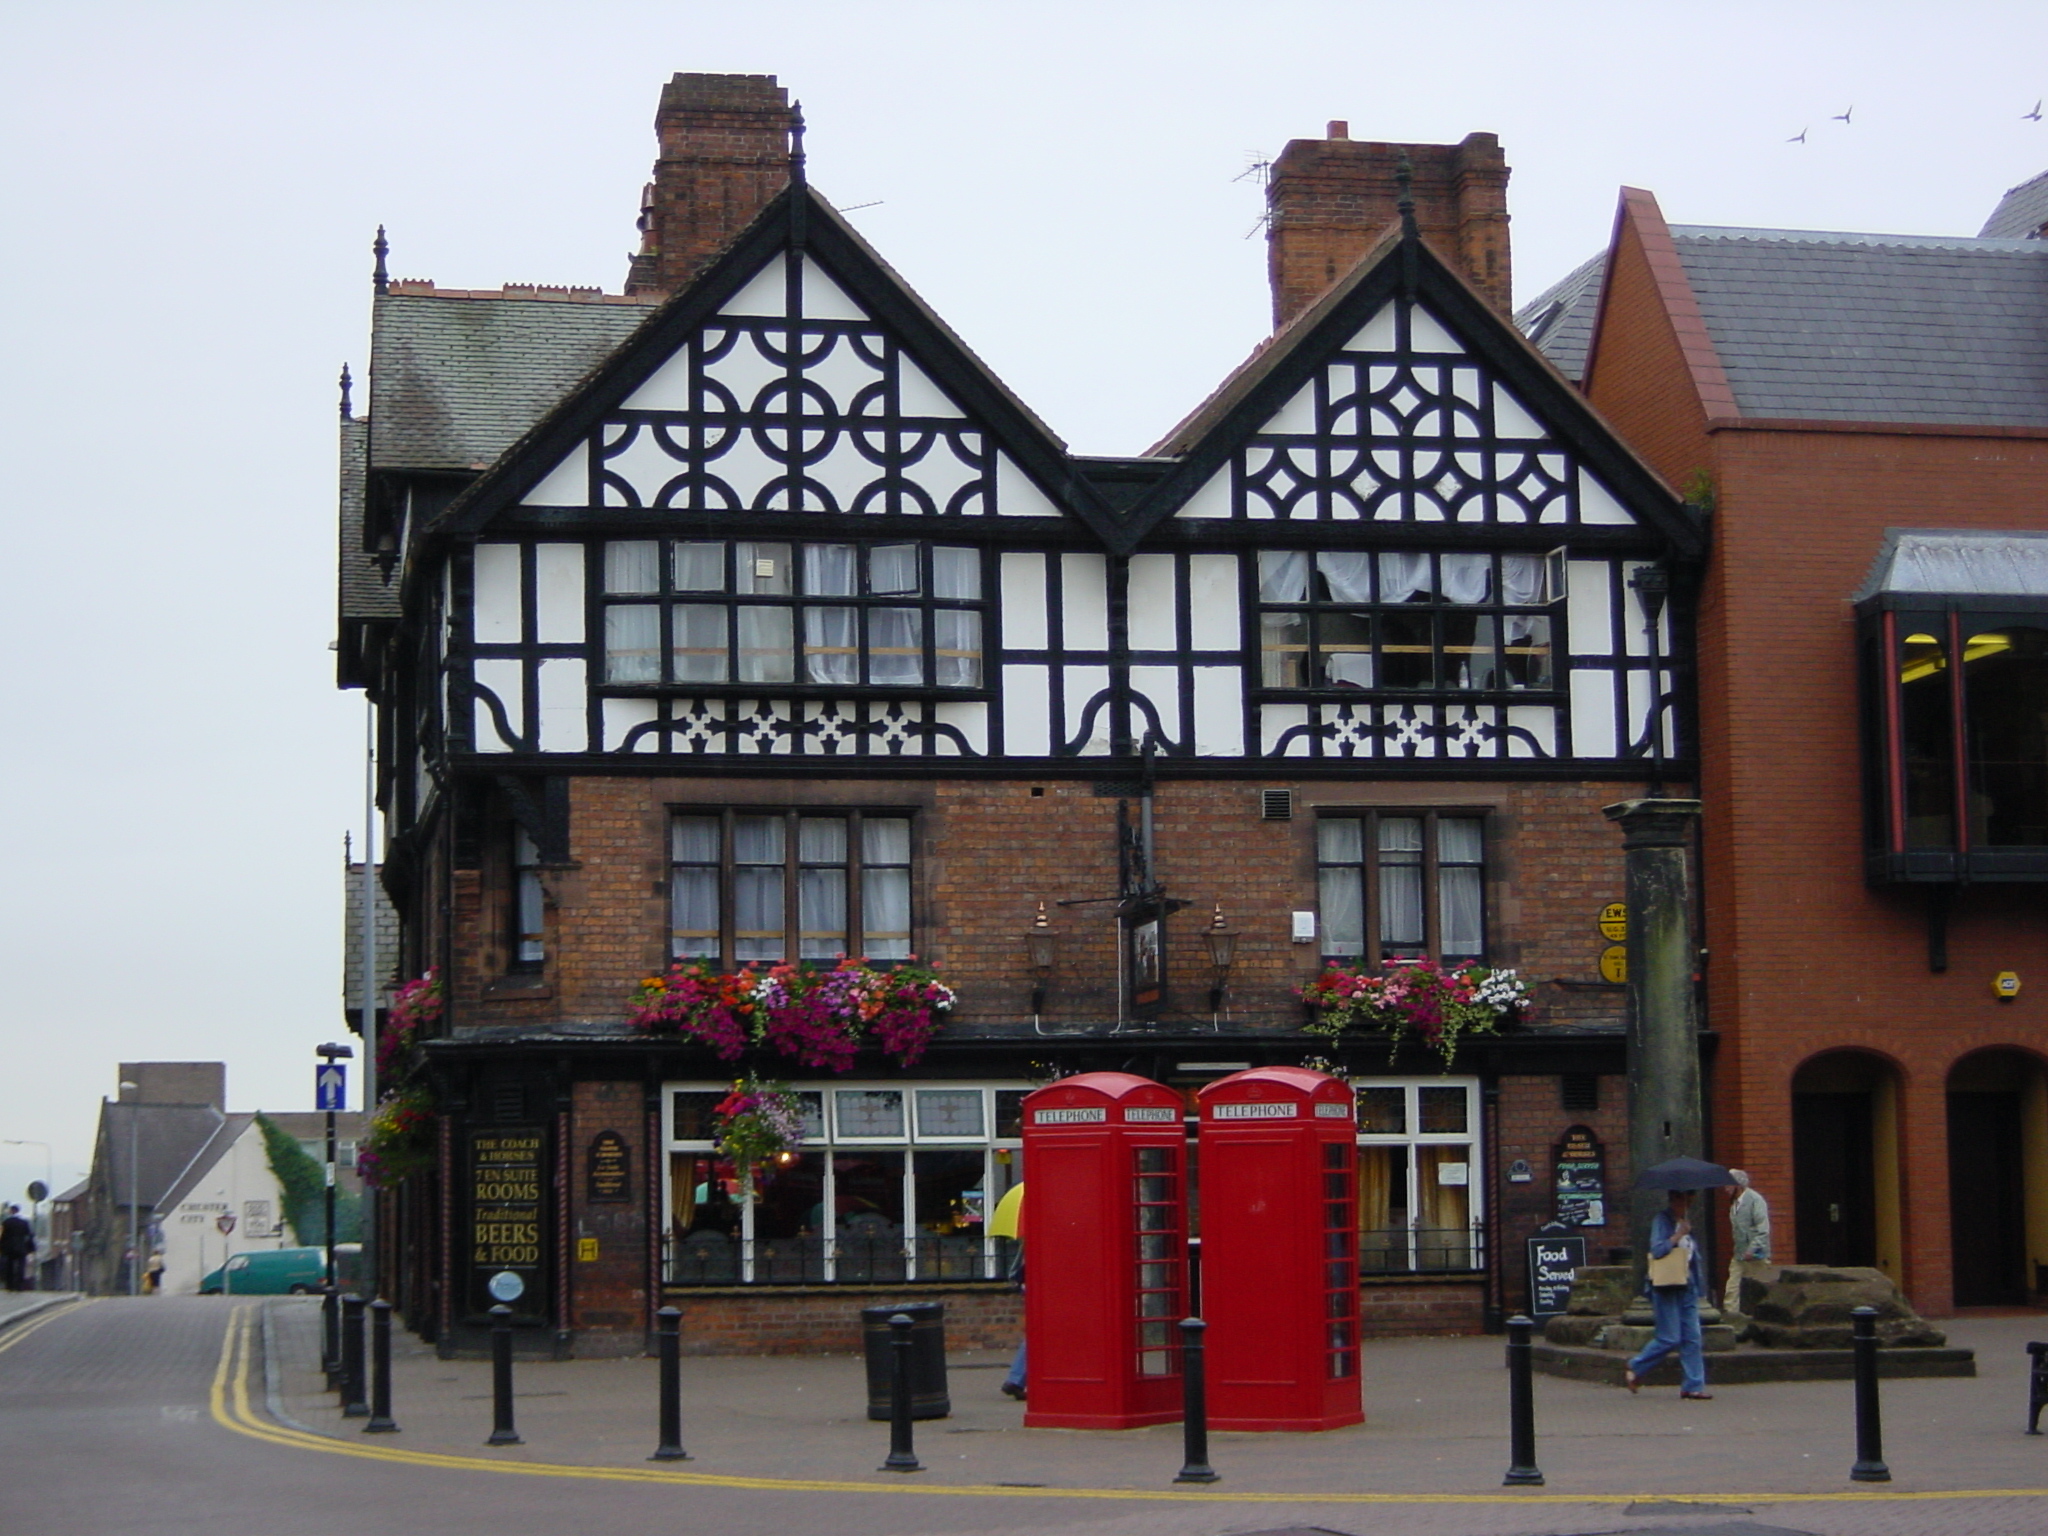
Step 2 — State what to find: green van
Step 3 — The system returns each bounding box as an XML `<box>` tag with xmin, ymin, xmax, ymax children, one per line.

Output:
<box><xmin>199</xmin><ymin>1245</ymin><xmax>360</xmax><ymax>1295</ymax></box>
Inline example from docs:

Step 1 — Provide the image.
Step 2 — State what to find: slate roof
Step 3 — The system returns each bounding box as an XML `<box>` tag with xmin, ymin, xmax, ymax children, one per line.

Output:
<box><xmin>157</xmin><ymin>1113</ymin><xmax>256</xmax><ymax>1212</ymax></box>
<box><xmin>1981</xmin><ymin>169</ymin><xmax>2048</xmax><ymax>240</ymax></box>
<box><xmin>337</xmin><ymin>418</ymin><xmax>398</xmax><ymax>623</ymax></box>
<box><xmin>368</xmin><ymin>289</ymin><xmax>660</xmax><ymax>473</ymax></box>
<box><xmin>1856</xmin><ymin>529</ymin><xmax>2048</xmax><ymax>600</ymax></box>
<box><xmin>96</xmin><ymin>1101</ymin><xmax>229</xmax><ymax>1209</ymax></box>
<box><xmin>1513</xmin><ymin>252</ymin><xmax>1606</xmax><ymax>383</ymax></box>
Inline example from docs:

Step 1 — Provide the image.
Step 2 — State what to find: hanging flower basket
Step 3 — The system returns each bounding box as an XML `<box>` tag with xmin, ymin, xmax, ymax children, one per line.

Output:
<box><xmin>627</xmin><ymin>958</ymin><xmax>953</xmax><ymax>1070</ymax></box>
<box><xmin>1301</xmin><ymin>958</ymin><xmax>1530</xmax><ymax>1068</ymax></box>
<box><xmin>376</xmin><ymin>968</ymin><xmax>443</xmax><ymax>1084</ymax></box>
<box><xmin>358</xmin><ymin>1086</ymin><xmax>437</xmax><ymax>1189</ymax></box>
<box><xmin>712</xmin><ymin>1076</ymin><xmax>807</xmax><ymax>1178</ymax></box>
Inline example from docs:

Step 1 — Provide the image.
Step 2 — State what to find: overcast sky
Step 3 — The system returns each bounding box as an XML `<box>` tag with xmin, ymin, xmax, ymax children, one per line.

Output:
<box><xmin>2</xmin><ymin>0</ymin><xmax>2042</xmax><ymax>1201</ymax></box>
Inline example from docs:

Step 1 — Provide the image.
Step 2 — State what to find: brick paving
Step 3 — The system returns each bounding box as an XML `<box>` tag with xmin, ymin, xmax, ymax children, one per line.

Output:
<box><xmin>259</xmin><ymin>1299</ymin><xmax>2048</xmax><ymax>1534</ymax></box>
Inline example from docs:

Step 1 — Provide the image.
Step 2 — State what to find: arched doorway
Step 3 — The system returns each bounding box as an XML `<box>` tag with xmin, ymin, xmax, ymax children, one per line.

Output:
<box><xmin>1946</xmin><ymin>1048</ymin><xmax>2048</xmax><ymax>1306</ymax></box>
<box><xmin>1791</xmin><ymin>1051</ymin><xmax>1903</xmax><ymax>1276</ymax></box>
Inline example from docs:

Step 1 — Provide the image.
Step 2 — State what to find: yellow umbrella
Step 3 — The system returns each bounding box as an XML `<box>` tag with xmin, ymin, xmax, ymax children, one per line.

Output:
<box><xmin>988</xmin><ymin>1182</ymin><xmax>1024</xmax><ymax>1240</ymax></box>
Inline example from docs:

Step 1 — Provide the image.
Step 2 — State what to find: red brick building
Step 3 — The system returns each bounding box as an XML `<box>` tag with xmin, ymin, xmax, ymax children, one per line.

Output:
<box><xmin>338</xmin><ymin>79</ymin><xmax>1704</xmax><ymax>1355</ymax></box>
<box><xmin>1522</xmin><ymin>177</ymin><xmax>2048</xmax><ymax>1314</ymax></box>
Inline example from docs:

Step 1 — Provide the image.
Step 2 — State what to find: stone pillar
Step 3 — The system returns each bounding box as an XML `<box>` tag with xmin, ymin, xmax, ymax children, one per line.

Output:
<box><xmin>1603</xmin><ymin>798</ymin><xmax>1704</xmax><ymax>1281</ymax></box>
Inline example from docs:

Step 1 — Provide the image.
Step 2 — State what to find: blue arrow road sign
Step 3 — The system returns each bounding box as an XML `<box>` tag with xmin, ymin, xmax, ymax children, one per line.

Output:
<box><xmin>315</xmin><ymin>1064</ymin><xmax>347</xmax><ymax>1112</ymax></box>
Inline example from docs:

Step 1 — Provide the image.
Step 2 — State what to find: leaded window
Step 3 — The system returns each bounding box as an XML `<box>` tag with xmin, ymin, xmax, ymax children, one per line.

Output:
<box><xmin>1257</xmin><ymin>550</ymin><xmax>1560</xmax><ymax>693</ymax></box>
<box><xmin>670</xmin><ymin>810</ymin><xmax>913</xmax><ymax>965</ymax></box>
<box><xmin>1317</xmin><ymin>811</ymin><xmax>1486</xmax><ymax>963</ymax></box>
<box><xmin>602</xmin><ymin>539</ymin><xmax>985</xmax><ymax>690</ymax></box>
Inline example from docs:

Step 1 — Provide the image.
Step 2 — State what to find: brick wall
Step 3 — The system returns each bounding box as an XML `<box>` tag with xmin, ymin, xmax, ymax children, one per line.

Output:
<box><xmin>1491</xmin><ymin>1072</ymin><xmax>1633</xmax><ymax>1312</ymax></box>
<box><xmin>567</xmin><ymin>1079</ymin><xmax>653</xmax><ymax>1339</ymax></box>
<box><xmin>665</xmin><ymin>1283</ymin><xmax>1020</xmax><ymax>1356</ymax></box>
<box><xmin>1357</xmin><ymin>1278</ymin><xmax>1486</xmax><ymax>1336</ymax></box>
<box><xmin>450</xmin><ymin>772</ymin><xmax>1663</xmax><ymax>1037</ymax></box>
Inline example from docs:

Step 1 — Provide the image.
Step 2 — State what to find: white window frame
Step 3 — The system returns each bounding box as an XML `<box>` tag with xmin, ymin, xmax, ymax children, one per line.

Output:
<box><xmin>1351</xmin><ymin>1076</ymin><xmax>1485</xmax><ymax>1275</ymax></box>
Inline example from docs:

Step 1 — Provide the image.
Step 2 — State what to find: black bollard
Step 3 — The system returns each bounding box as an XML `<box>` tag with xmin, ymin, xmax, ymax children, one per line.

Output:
<box><xmin>1173</xmin><ymin>1317</ymin><xmax>1219</xmax><ymax>1485</ymax></box>
<box><xmin>487</xmin><ymin>1304</ymin><xmax>523</xmax><ymax>1446</ymax></box>
<box><xmin>1503</xmin><ymin>1314</ymin><xmax>1544</xmax><ymax>1486</ymax></box>
<box><xmin>1849</xmin><ymin>1305</ymin><xmax>1890</xmax><ymax>1483</ymax></box>
<box><xmin>322</xmin><ymin>1285</ymin><xmax>341</xmax><ymax>1389</ymax></box>
<box><xmin>340</xmin><ymin>1294</ymin><xmax>369</xmax><ymax>1418</ymax></box>
<box><xmin>879</xmin><ymin>1312</ymin><xmax>923</xmax><ymax>1472</ymax></box>
<box><xmin>2026</xmin><ymin>1342</ymin><xmax>2048</xmax><ymax>1435</ymax></box>
<box><xmin>363</xmin><ymin>1298</ymin><xmax>398</xmax><ymax>1433</ymax></box>
<box><xmin>650</xmin><ymin>1306</ymin><xmax>689</xmax><ymax>1461</ymax></box>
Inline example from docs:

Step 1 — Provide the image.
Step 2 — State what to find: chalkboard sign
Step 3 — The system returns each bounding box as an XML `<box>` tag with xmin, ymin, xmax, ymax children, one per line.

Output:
<box><xmin>1528</xmin><ymin>1234</ymin><xmax>1587</xmax><ymax>1317</ymax></box>
<box><xmin>1553</xmin><ymin>1123</ymin><xmax>1607</xmax><ymax>1228</ymax></box>
<box><xmin>587</xmin><ymin>1130</ymin><xmax>631</xmax><ymax>1203</ymax></box>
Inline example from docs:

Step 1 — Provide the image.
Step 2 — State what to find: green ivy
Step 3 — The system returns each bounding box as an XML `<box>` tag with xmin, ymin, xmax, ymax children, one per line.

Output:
<box><xmin>255</xmin><ymin>1113</ymin><xmax>362</xmax><ymax>1245</ymax></box>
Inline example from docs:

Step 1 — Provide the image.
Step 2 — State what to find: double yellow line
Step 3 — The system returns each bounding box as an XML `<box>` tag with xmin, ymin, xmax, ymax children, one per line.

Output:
<box><xmin>208</xmin><ymin>1306</ymin><xmax>2046</xmax><ymax>1506</ymax></box>
<box><xmin>0</xmin><ymin>1297</ymin><xmax>86</xmax><ymax>1356</ymax></box>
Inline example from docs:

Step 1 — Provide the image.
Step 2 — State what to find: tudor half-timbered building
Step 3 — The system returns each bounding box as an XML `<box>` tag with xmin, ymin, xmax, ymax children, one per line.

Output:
<box><xmin>339</xmin><ymin>78</ymin><xmax>1704</xmax><ymax>1355</ymax></box>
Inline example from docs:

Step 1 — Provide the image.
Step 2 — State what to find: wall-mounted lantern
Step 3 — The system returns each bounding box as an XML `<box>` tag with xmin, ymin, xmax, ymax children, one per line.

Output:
<box><xmin>1026</xmin><ymin>901</ymin><xmax>1058</xmax><ymax>1022</ymax></box>
<box><xmin>1202</xmin><ymin>904</ymin><xmax>1238</xmax><ymax>1023</ymax></box>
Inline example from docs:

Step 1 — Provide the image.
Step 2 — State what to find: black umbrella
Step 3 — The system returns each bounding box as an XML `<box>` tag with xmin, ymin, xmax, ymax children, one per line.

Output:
<box><xmin>1634</xmin><ymin>1156</ymin><xmax>1735</xmax><ymax>1191</ymax></box>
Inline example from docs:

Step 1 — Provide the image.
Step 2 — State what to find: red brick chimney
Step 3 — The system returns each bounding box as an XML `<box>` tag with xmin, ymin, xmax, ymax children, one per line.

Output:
<box><xmin>624</xmin><ymin>73</ymin><xmax>797</xmax><ymax>298</ymax></box>
<box><xmin>1265</xmin><ymin>126</ymin><xmax>1511</xmax><ymax>327</ymax></box>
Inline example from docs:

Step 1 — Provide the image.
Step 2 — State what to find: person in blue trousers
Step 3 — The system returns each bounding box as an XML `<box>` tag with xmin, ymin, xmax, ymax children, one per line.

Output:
<box><xmin>1625</xmin><ymin>1188</ymin><xmax>1712</xmax><ymax>1400</ymax></box>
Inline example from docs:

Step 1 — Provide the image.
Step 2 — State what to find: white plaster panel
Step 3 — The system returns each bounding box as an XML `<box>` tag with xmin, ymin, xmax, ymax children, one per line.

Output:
<box><xmin>473</xmin><ymin>659</ymin><xmax>524</xmax><ymax>750</ymax></box>
<box><xmin>602</xmin><ymin>427</ymin><xmax>686</xmax><ymax>507</ymax></box>
<box><xmin>702</xmin><ymin>430</ymin><xmax>782</xmax><ymax>510</ymax></box>
<box><xmin>533</xmin><ymin>544</ymin><xmax>585</xmax><ymax>644</ymax></box>
<box><xmin>1570</xmin><ymin>670</ymin><xmax>1618</xmax><ymax>759</ymax></box>
<box><xmin>1063</xmin><ymin>665</ymin><xmax>1112</xmax><ymax>754</ymax></box>
<box><xmin>1579</xmin><ymin>468</ymin><xmax>1635</xmax><ymax>526</ymax></box>
<box><xmin>1567</xmin><ymin>560</ymin><xmax>1613</xmax><ymax>656</ymax></box>
<box><xmin>622</xmin><ymin>345</ymin><xmax>694</xmax><ymax>410</ymax></box>
<box><xmin>1186</xmin><ymin>556</ymin><xmax>1240</xmax><ymax>649</ymax></box>
<box><xmin>521</xmin><ymin>441</ymin><xmax>590</xmax><ymax>506</ymax></box>
<box><xmin>1266</xmin><ymin>379</ymin><xmax>1317</xmax><ymax>435</ymax></box>
<box><xmin>933</xmin><ymin>700</ymin><xmax>989</xmax><ymax>756</ymax></box>
<box><xmin>1060</xmin><ymin>553</ymin><xmax>1110</xmax><ymax>650</ymax></box>
<box><xmin>719</xmin><ymin>254</ymin><xmax>788</xmax><ymax>317</ymax></box>
<box><xmin>803</xmin><ymin>333</ymin><xmax>883</xmax><ymax>413</ymax></box>
<box><xmin>995</xmin><ymin>452</ymin><xmax>1061</xmax><ymax>518</ymax></box>
<box><xmin>603</xmin><ymin>697</ymin><xmax>662</xmax><ymax>752</ymax></box>
<box><xmin>896</xmin><ymin>355</ymin><xmax>963</xmax><ymax>418</ymax></box>
<box><xmin>1408</xmin><ymin>304</ymin><xmax>1461</xmax><ymax>353</ymax></box>
<box><xmin>1175</xmin><ymin>468</ymin><xmax>1233</xmax><ymax>520</ymax></box>
<box><xmin>1346</xmin><ymin>302</ymin><xmax>1398</xmax><ymax>352</ymax></box>
<box><xmin>1492</xmin><ymin>389</ymin><xmax>1545</xmax><ymax>439</ymax></box>
<box><xmin>903</xmin><ymin>433</ymin><xmax>981</xmax><ymax>515</ymax></box>
<box><xmin>1002</xmin><ymin>666</ymin><xmax>1051</xmax><ymax>755</ymax></box>
<box><xmin>1001</xmin><ymin>553</ymin><xmax>1048</xmax><ymax>650</ymax></box>
<box><xmin>702</xmin><ymin>329</ymin><xmax>786</xmax><ymax>413</ymax></box>
<box><xmin>537</xmin><ymin>659</ymin><xmax>587</xmax><ymax>752</ymax></box>
<box><xmin>1261</xmin><ymin>702</ymin><xmax>1311</xmax><ymax>756</ymax></box>
<box><xmin>1126</xmin><ymin>555</ymin><xmax>1178</xmax><ymax>651</ymax></box>
<box><xmin>1192</xmin><ymin>668</ymin><xmax>1243</xmax><ymax>756</ymax></box>
<box><xmin>1505</xmin><ymin>704</ymin><xmax>1556</xmax><ymax>759</ymax></box>
<box><xmin>804</xmin><ymin>439</ymin><xmax>881</xmax><ymax>510</ymax></box>
<box><xmin>800</xmin><ymin>256</ymin><xmax>868</xmax><ymax>321</ymax></box>
<box><xmin>472</xmin><ymin>544</ymin><xmax>524</xmax><ymax>643</ymax></box>
<box><xmin>1130</xmin><ymin>666</ymin><xmax>1182</xmax><ymax>743</ymax></box>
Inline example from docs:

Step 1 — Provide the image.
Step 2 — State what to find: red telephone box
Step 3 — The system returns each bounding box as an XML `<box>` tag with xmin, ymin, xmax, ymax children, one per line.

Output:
<box><xmin>1197</xmin><ymin>1066</ymin><xmax>1362</xmax><ymax>1431</ymax></box>
<box><xmin>1020</xmin><ymin>1072</ymin><xmax>1187</xmax><ymax>1429</ymax></box>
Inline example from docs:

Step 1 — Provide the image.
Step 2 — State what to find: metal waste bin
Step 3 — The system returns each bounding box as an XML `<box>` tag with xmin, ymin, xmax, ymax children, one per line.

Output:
<box><xmin>860</xmin><ymin>1301</ymin><xmax>950</xmax><ymax>1421</ymax></box>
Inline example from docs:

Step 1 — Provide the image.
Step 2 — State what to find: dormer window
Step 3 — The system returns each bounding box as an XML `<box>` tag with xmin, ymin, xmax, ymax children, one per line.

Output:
<box><xmin>1858</xmin><ymin>531</ymin><xmax>2048</xmax><ymax>882</ymax></box>
<box><xmin>601</xmin><ymin>539</ymin><xmax>985</xmax><ymax>692</ymax></box>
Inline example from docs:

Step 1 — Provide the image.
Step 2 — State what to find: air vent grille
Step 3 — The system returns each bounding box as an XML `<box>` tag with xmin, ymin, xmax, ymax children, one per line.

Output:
<box><xmin>1261</xmin><ymin>789</ymin><xmax>1293</xmax><ymax>821</ymax></box>
<box><xmin>1560</xmin><ymin>1074</ymin><xmax>1600</xmax><ymax>1113</ymax></box>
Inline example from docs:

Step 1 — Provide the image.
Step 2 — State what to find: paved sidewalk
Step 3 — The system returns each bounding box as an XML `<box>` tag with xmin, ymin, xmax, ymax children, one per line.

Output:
<box><xmin>259</xmin><ymin>1298</ymin><xmax>2048</xmax><ymax>1507</ymax></box>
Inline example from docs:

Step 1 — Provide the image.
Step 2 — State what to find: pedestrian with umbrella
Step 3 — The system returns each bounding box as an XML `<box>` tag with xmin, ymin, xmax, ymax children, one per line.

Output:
<box><xmin>1624</xmin><ymin>1157</ymin><xmax>1736</xmax><ymax>1400</ymax></box>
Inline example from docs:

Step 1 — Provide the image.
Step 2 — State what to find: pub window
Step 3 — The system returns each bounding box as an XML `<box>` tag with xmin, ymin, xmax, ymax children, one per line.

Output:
<box><xmin>1354</xmin><ymin>1079</ymin><xmax>1483</xmax><ymax>1274</ymax></box>
<box><xmin>671</xmin><ymin>810</ymin><xmax>913</xmax><ymax>966</ymax></box>
<box><xmin>1257</xmin><ymin>549</ymin><xmax>1559</xmax><ymax>694</ymax></box>
<box><xmin>602</xmin><ymin>539</ymin><xmax>985</xmax><ymax>690</ymax></box>
<box><xmin>511</xmin><ymin>826</ymin><xmax>545</xmax><ymax>968</ymax></box>
<box><xmin>1317</xmin><ymin>811</ymin><xmax>1487</xmax><ymax>964</ymax></box>
<box><xmin>663</xmin><ymin>1080</ymin><xmax>1027</xmax><ymax>1286</ymax></box>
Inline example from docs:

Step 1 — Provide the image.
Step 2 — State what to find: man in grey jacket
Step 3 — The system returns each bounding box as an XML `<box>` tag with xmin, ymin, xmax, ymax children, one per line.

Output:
<box><xmin>1723</xmin><ymin>1169</ymin><xmax>1771</xmax><ymax>1314</ymax></box>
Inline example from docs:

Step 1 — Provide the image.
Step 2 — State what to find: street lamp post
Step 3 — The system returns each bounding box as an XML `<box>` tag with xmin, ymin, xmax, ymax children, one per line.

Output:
<box><xmin>316</xmin><ymin>1044</ymin><xmax>355</xmax><ymax>1292</ymax></box>
<box><xmin>118</xmin><ymin>1081</ymin><xmax>140</xmax><ymax>1297</ymax></box>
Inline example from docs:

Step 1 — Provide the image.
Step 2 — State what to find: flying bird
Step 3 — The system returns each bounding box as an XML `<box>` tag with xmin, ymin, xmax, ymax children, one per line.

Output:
<box><xmin>1787</xmin><ymin>127</ymin><xmax>1809</xmax><ymax>143</ymax></box>
<box><xmin>1832</xmin><ymin>105</ymin><xmax>1854</xmax><ymax>124</ymax></box>
<box><xmin>2026</xmin><ymin>100</ymin><xmax>2044</xmax><ymax>121</ymax></box>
